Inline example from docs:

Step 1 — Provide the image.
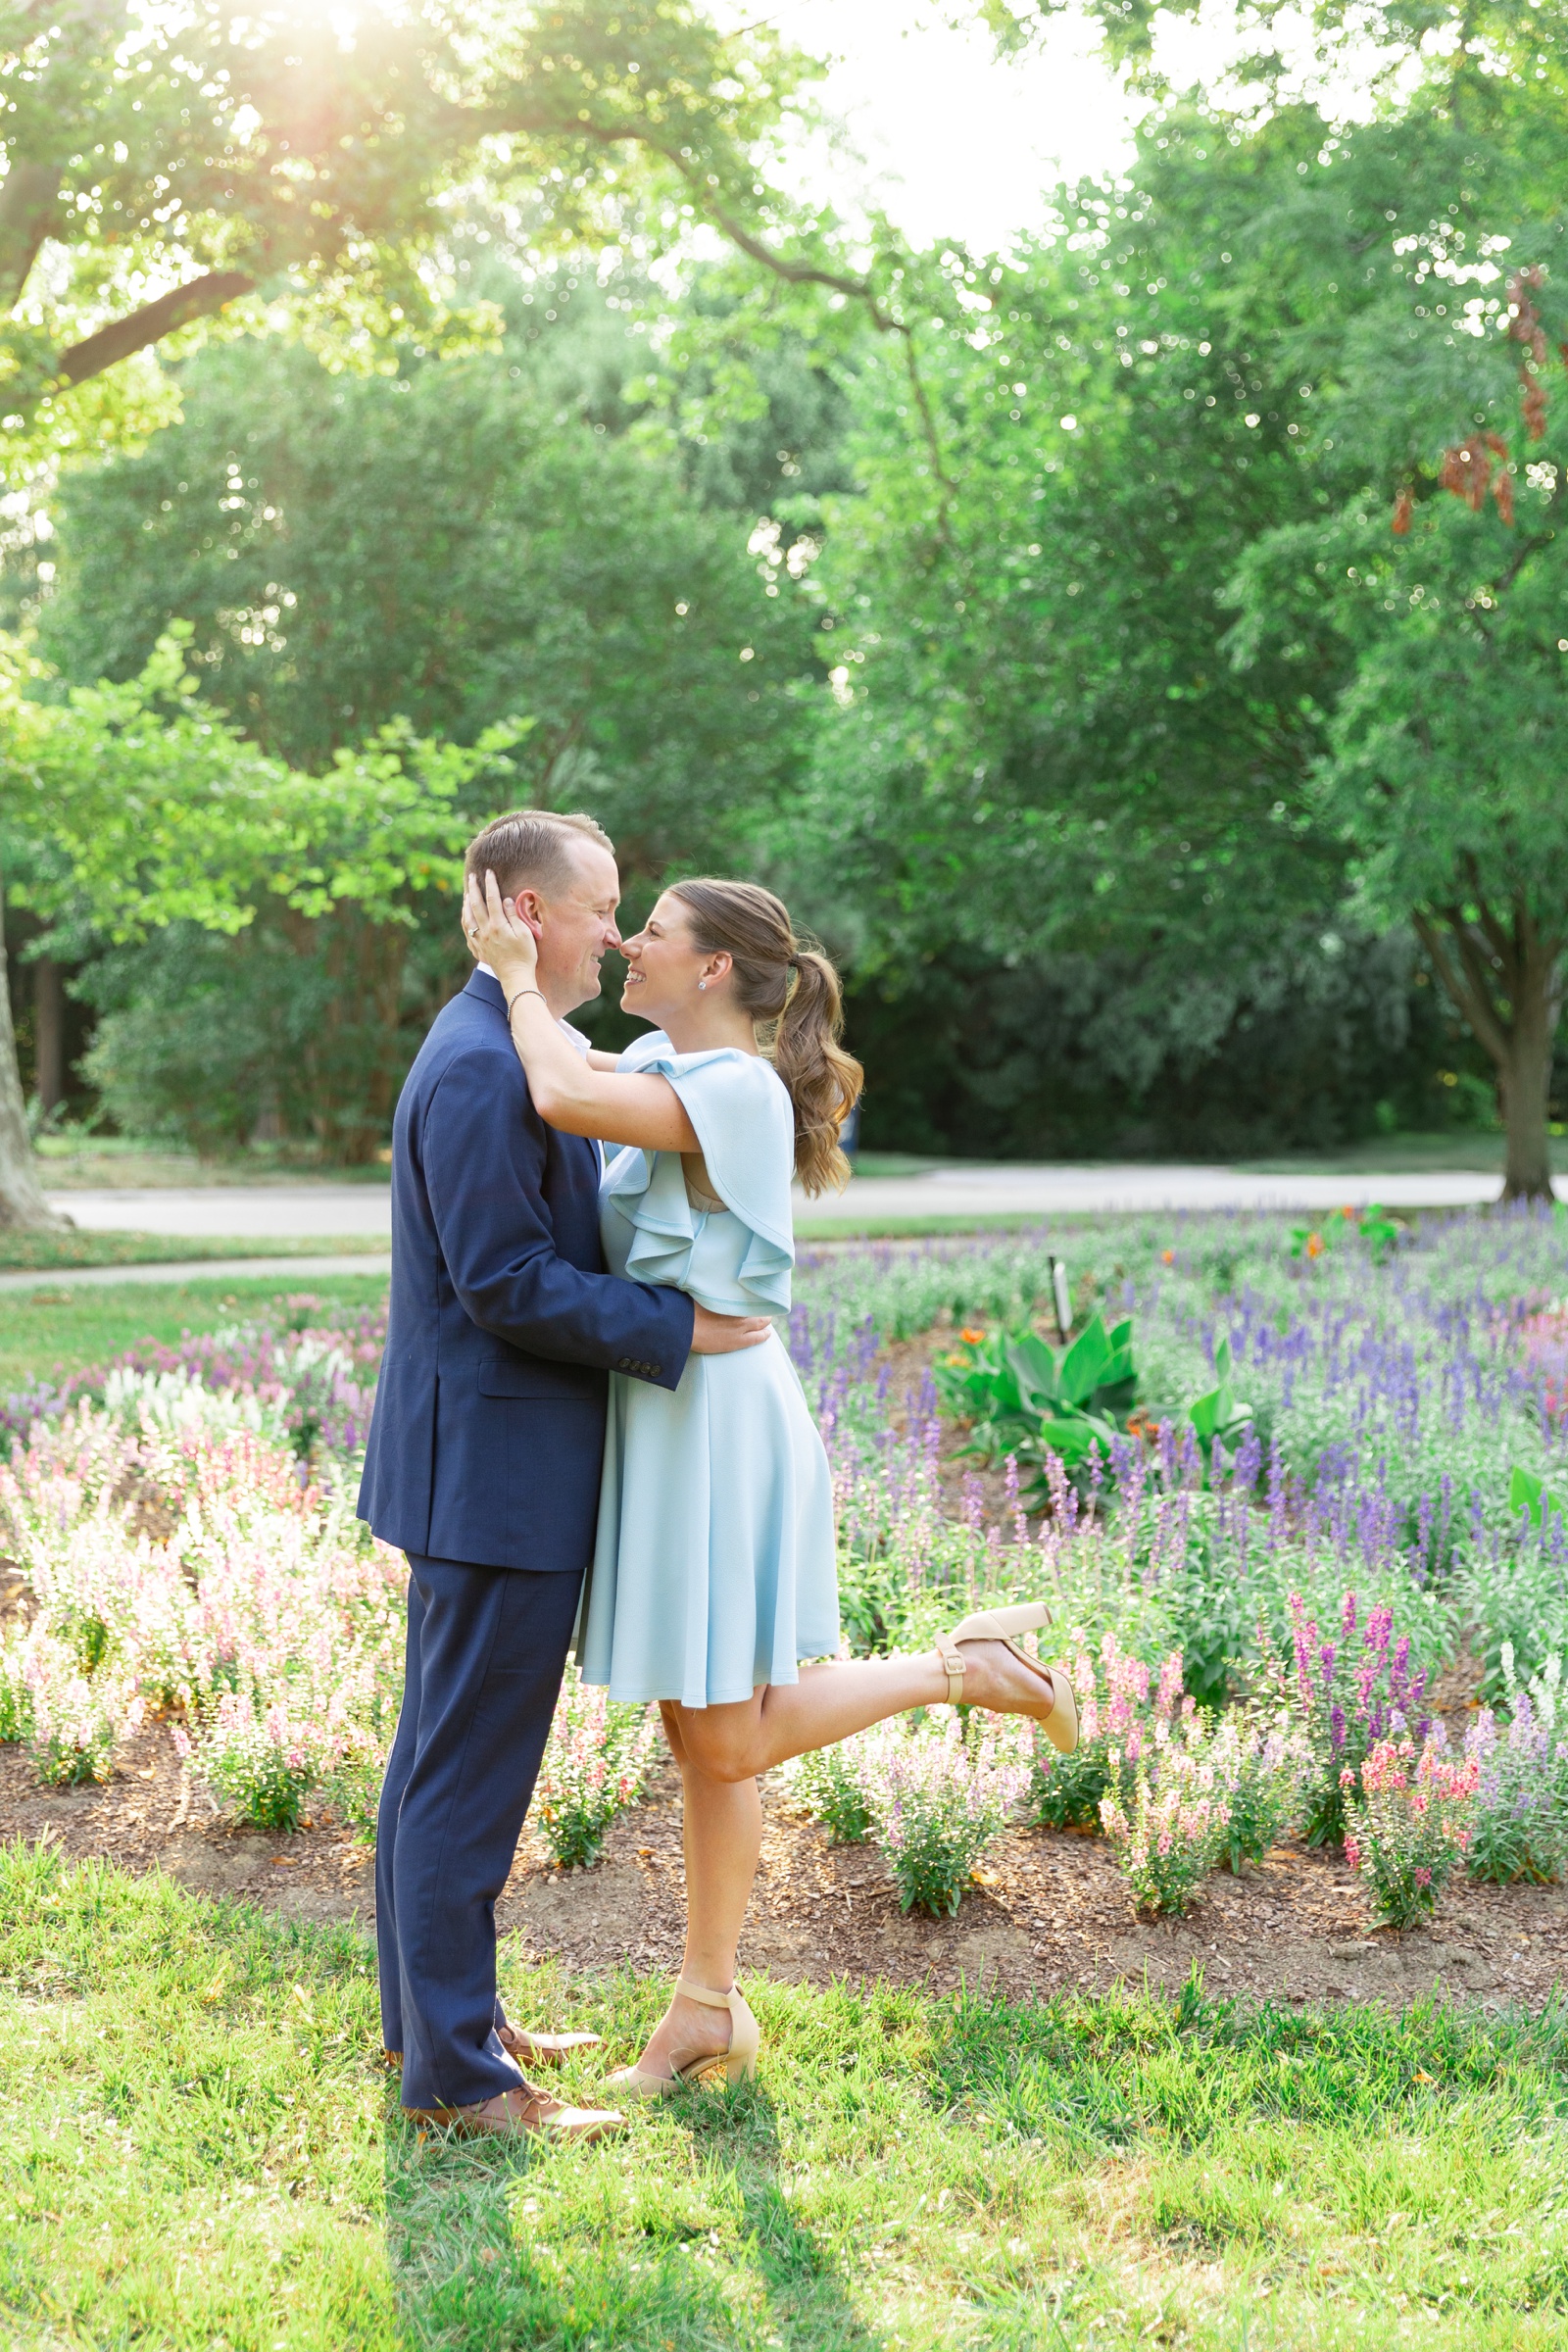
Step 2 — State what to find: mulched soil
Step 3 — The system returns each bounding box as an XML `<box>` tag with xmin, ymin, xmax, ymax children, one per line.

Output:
<box><xmin>3</xmin><ymin>1728</ymin><xmax>1564</xmax><ymax>2016</ymax></box>
<box><xmin>4</xmin><ymin>1308</ymin><xmax>1564</xmax><ymax>2014</ymax></box>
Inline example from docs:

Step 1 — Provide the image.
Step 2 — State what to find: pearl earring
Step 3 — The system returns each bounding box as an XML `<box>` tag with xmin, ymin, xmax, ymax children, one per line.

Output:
<box><xmin>697</xmin><ymin>980</ymin><xmax>708</xmax><ymax>992</ymax></box>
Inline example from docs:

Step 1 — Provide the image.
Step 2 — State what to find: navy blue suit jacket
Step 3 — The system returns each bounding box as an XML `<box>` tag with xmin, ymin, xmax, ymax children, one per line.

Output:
<box><xmin>358</xmin><ymin>969</ymin><xmax>694</xmax><ymax>1573</ymax></box>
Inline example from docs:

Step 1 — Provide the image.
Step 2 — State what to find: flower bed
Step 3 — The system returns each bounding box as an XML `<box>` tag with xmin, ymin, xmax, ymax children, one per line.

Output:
<box><xmin>2</xmin><ymin>1206</ymin><xmax>1566</xmax><ymax>1937</ymax></box>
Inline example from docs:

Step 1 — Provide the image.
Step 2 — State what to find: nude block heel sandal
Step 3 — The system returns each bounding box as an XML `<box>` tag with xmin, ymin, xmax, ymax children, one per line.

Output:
<box><xmin>936</xmin><ymin>1600</ymin><xmax>1080</xmax><ymax>1755</ymax></box>
<box><xmin>605</xmin><ymin>1977</ymin><xmax>760</xmax><ymax>2101</ymax></box>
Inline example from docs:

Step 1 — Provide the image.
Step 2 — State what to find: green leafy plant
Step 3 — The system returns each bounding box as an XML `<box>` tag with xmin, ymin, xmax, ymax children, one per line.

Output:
<box><xmin>1342</xmin><ymin>1735</ymin><xmax>1480</xmax><ymax>1928</ymax></box>
<box><xmin>1290</xmin><ymin>1205</ymin><xmax>1403</xmax><ymax>1264</ymax></box>
<box><xmin>533</xmin><ymin>1667</ymin><xmax>660</xmax><ymax>1870</ymax></box>
<box><xmin>864</xmin><ymin>1717</ymin><xmax>1029</xmax><ymax>1918</ymax></box>
<box><xmin>1508</xmin><ymin>1463</ymin><xmax>1564</xmax><ymax>1532</ymax></box>
<box><xmin>782</xmin><ymin>1738</ymin><xmax>876</xmax><ymax>1844</ymax></box>
<box><xmin>934</xmin><ymin>1309</ymin><xmax>1138</xmax><ymax>1479</ymax></box>
<box><xmin>1098</xmin><ymin>1734</ymin><xmax>1232</xmax><ymax>1917</ymax></box>
<box><xmin>1180</xmin><ymin>1337</ymin><xmax>1254</xmax><ymax>1460</ymax></box>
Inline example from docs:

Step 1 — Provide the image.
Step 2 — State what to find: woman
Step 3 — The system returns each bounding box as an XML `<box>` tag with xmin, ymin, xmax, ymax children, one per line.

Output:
<box><xmin>464</xmin><ymin>865</ymin><xmax>1078</xmax><ymax>2097</ymax></box>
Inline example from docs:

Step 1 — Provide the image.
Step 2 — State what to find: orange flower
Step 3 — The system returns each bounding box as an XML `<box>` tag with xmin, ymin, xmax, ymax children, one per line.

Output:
<box><xmin>1305</xmin><ymin>1232</ymin><xmax>1324</xmax><ymax>1258</ymax></box>
<box><xmin>1341</xmin><ymin>1203</ymin><xmax>1357</xmax><ymax>1221</ymax></box>
<box><xmin>1160</xmin><ymin>1250</ymin><xmax>1175</xmax><ymax>1265</ymax></box>
<box><xmin>959</xmin><ymin>1327</ymin><xmax>987</xmax><ymax>1346</ymax></box>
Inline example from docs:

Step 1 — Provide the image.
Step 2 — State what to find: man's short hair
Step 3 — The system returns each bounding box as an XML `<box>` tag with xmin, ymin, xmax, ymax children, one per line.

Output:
<box><xmin>464</xmin><ymin>808</ymin><xmax>614</xmax><ymax>900</ymax></box>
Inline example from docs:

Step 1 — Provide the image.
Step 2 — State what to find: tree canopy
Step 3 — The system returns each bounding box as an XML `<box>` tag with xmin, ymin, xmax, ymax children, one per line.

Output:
<box><xmin>4</xmin><ymin>0</ymin><xmax>1567</xmax><ymax>1204</ymax></box>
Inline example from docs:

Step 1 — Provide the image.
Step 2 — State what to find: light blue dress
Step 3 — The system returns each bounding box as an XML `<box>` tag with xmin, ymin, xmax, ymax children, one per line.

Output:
<box><xmin>576</xmin><ymin>1032</ymin><xmax>840</xmax><ymax>1707</ymax></box>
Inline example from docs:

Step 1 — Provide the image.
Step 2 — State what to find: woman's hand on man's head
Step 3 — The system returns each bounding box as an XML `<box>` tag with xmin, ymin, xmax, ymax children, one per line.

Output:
<box><xmin>464</xmin><ymin>868</ymin><xmax>541</xmax><ymax>987</ymax></box>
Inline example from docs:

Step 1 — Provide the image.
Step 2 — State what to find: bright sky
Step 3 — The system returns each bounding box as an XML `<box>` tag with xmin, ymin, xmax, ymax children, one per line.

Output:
<box><xmin>754</xmin><ymin>0</ymin><xmax>1145</xmax><ymax>252</ymax></box>
<box><xmin>727</xmin><ymin>1</ymin><xmax>1404</xmax><ymax>256</ymax></box>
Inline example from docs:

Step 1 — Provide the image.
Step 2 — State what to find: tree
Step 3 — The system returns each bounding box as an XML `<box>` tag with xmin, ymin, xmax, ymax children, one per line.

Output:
<box><xmin>0</xmin><ymin>0</ymin><xmax>871</xmax><ymax>420</ymax></box>
<box><xmin>0</xmin><ymin>0</ymin><xmax>909</xmax><ymax>1222</ymax></box>
<box><xmin>1211</xmin><ymin>20</ymin><xmax>1568</xmax><ymax>1196</ymax></box>
<box><xmin>26</xmin><ymin>301</ymin><xmax>827</xmax><ymax>1149</ymax></box>
<box><xmin>798</xmin><ymin>1</ymin><xmax>1568</xmax><ymax>1183</ymax></box>
<box><xmin>1231</xmin><ymin>434</ymin><xmax>1568</xmax><ymax>1200</ymax></box>
<box><xmin>0</xmin><ymin>629</ymin><xmax>526</xmax><ymax>1161</ymax></box>
<box><xmin>786</xmin><ymin>114</ymin><xmax>1357</xmax><ymax>1089</ymax></box>
<box><xmin>36</xmin><ymin>322</ymin><xmax>816</xmax><ymax>838</ymax></box>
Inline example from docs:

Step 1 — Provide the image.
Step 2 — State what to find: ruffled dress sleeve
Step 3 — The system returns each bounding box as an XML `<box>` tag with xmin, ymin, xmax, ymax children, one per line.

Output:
<box><xmin>599</xmin><ymin>1031</ymin><xmax>796</xmax><ymax>1315</ymax></box>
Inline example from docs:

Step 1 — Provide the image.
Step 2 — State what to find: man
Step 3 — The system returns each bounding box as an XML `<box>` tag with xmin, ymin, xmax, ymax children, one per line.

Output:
<box><xmin>359</xmin><ymin>808</ymin><xmax>769</xmax><ymax>2140</ymax></box>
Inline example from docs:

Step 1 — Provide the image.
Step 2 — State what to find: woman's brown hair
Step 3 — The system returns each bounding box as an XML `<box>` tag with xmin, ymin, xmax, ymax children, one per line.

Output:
<box><xmin>667</xmin><ymin>880</ymin><xmax>863</xmax><ymax>1197</ymax></box>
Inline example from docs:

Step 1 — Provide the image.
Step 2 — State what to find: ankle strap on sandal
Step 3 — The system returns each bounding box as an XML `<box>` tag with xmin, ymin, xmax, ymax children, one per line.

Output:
<box><xmin>676</xmin><ymin>1976</ymin><xmax>737</xmax><ymax>2009</ymax></box>
<box><xmin>934</xmin><ymin>1634</ymin><xmax>964</xmax><ymax>1705</ymax></box>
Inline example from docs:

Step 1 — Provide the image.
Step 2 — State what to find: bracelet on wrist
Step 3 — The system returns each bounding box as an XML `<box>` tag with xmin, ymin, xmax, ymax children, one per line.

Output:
<box><xmin>506</xmin><ymin>988</ymin><xmax>545</xmax><ymax>1020</ymax></box>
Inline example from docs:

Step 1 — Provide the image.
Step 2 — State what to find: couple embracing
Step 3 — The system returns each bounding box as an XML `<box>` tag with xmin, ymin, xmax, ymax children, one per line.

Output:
<box><xmin>358</xmin><ymin>808</ymin><xmax>1079</xmax><ymax>2141</ymax></box>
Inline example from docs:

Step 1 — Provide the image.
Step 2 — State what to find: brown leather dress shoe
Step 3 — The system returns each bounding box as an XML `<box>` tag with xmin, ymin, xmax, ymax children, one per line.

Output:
<box><xmin>410</xmin><ymin>2081</ymin><xmax>625</xmax><ymax>2142</ymax></box>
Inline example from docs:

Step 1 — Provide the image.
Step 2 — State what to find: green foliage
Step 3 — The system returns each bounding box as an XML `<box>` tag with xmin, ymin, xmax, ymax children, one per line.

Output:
<box><xmin>779</xmin><ymin>11</ymin><xmax>1568</xmax><ymax>1182</ymax></box>
<box><xmin>935</xmin><ymin>1307</ymin><xmax>1138</xmax><ymax>1475</ymax></box>
<box><xmin>38</xmin><ymin>328</ymin><xmax>817</xmax><ymax>838</ymax></box>
<box><xmin>1509</xmin><ymin>1464</ymin><xmax>1564</xmax><ymax>1535</ymax></box>
<box><xmin>1181</xmin><ymin>1336</ymin><xmax>1255</xmax><ymax>1459</ymax></box>
<box><xmin>1292</xmin><ymin>1202</ymin><xmax>1403</xmax><ymax>1262</ymax></box>
<box><xmin>783</xmin><ymin>1738</ymin><xmax>877</xmax><ymax>1844</ymax></box>
<box><xmin>0</xmin><ymin>629</ymin><xmax>532</xmax><ymax>1156</ymax></box>
<box><xmin>0</xmin><ymin>0</ymin><xmax>848</xmax><ymax>435</ymax></box>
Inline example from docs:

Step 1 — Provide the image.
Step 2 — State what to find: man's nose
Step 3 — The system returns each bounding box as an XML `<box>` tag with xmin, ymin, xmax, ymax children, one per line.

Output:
<box><xmin>604</xmin><ymin>922</ymin><xmax>623</xmax><ymax>951</ymax></box>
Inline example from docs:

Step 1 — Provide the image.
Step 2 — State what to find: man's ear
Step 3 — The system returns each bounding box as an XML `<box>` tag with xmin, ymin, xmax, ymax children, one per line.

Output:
<box><xmin>514</xmin><ymin>886</ymin><xmax>546</xmax><ymax>933</ymax></box>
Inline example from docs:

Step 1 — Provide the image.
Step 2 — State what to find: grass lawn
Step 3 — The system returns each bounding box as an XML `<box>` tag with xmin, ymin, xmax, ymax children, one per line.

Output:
<box><xmin>0</xmin><ymin>1275</ymin><xmax>390</xmax><ymax>1393</ymax></box>
<box><xmin>2</xmin><ymin>1846</ymin><xmax>1565</xmax><ymax>2352</ymax></box>
<box><xmin>0</xmin><ymin>1231</ymin><xmax>390</xmax><ymax>1274</ymax></box>
<box><xmin>33</xmin><ymin>1136</ymin><xmax>394</xmax><ymax>1190</ymax></box>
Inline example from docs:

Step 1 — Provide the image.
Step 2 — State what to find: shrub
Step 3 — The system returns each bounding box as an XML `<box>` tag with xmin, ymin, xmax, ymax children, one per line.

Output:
<box><xmin>861</xmin><ymin>1715</ymin><xmax>1029</xmax><ymax>1917</ymax></box>
<box><xmin>1099</xmin><ymin>1728</ymin><xmax>1231</xmax><ymax>1916</ymax></box>
<box><xmin>1342</xmin><ymin>1734</ymin><xmax>1480</xmax><ymax>1928</ymax></box>
<box><xmin>1029</xmin><ymin>1636</ymin><xmax>1186</xmax><ymax>1830</ymax></box>
<box><xmin>22</xmin><ymin>1631</ymin><xmax>137</xmax><ymax>1787</ymax></box>
<box><xmin>1</xmin><ymin>1408</ymin><xmax>405</xmax><ymax>1807</ymax></box>
<box><xmin>1269</xmin><ymin>1591</ymin><xmax>1430</xmax><ymax>1847</ymax></box>
<box><xmin>1205</xmin><ymin>1713</ymin><xmax>1309</xmax><ymax>1873</ymax></box>
<box><xmin>1463</xmin><ymin>1647</ymin><xmax>1568</xmax><ymax>1885</ymax></box>
<box><xmin>532</xmin><ymin>1665</ymin><xmax>660</xmax><ymax>1869</ymax></box>
<box><xmin>782</xmin><ymin>1738</ymin><xmax>876</xmax><ymax>1844</ymax></box>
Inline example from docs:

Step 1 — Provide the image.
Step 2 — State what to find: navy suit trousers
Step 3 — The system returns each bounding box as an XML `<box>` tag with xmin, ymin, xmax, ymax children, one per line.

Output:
<box><xmin>375</xmin><ymin>1552</ymin><xmax>583</xmax><ymax>2111</ymax></box>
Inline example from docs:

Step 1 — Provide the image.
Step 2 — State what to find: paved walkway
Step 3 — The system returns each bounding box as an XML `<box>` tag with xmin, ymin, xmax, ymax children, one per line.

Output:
<box><xmin>45</xmin><ymin>1186</ymin><xmax>394</xmax><ymax>1238</ymax></box>
<box><xmin>805</xmin><ymin>1163</ymin><xmax>1529</xmax><ymax>1222</ymax></box>
<box><xmin>42</xmin><ymin>1162</ymin><xmax>1534</xmax><ymax>1250</ymax></box>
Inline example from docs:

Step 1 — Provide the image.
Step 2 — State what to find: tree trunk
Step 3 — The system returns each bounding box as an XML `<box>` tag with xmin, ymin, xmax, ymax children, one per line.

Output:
<box><xmin>0</xmin><ymin>866</ymin><xmax>68</xmax><ymax>1229</ymax></box>
<box><xmin>32</xmin><ymin>953</ymin><xmax>64</xmax><ymax>1116</ymax></box>
<box><xmin>1497</xmin><ymin>959</ymin><xmax>1558</xmax><ymax>1200</ymax></box>
<box><xmin>1414</xmin><ymin>902</ymin><xmax>1563</xmax><ymax>1205</ymax></box>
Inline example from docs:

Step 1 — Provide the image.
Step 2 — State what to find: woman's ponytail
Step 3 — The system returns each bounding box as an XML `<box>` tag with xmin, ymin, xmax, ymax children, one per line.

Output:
<box><xmin>668</xmin><ymin>881</ymin><xmax>864</xmax><ymax>1197</ymax></box>
<box><xmin>772</xmin><ymin>949</ymin><xmax>862</xmax><ymax>1196</ymax></box>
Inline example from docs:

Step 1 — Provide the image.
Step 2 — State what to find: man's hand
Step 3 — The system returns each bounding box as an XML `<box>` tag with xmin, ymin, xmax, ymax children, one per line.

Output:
<box><xmin>689</xmin><ymin>1306</ymin><xmax>773</xmax><ymax>1355</ymax></box>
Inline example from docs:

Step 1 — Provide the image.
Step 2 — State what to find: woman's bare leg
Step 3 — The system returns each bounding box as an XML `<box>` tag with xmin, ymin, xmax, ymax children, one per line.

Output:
<box><xmin>674</xmin><ymin>1636</ymin><xmax>1053</xmax><ymax>1785</ymax></box>
<box><xmin>631</xmin><ymin>1703</ymin><xmax>765</xmax><ymax>2081</ymax></box>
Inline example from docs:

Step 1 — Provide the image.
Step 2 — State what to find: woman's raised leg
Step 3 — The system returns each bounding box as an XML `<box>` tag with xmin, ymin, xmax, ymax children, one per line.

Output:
<box><xmin>671</xmin><ymin>1633</ymin><xmax>1055</xmax><ymax>1786</ymax></box>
